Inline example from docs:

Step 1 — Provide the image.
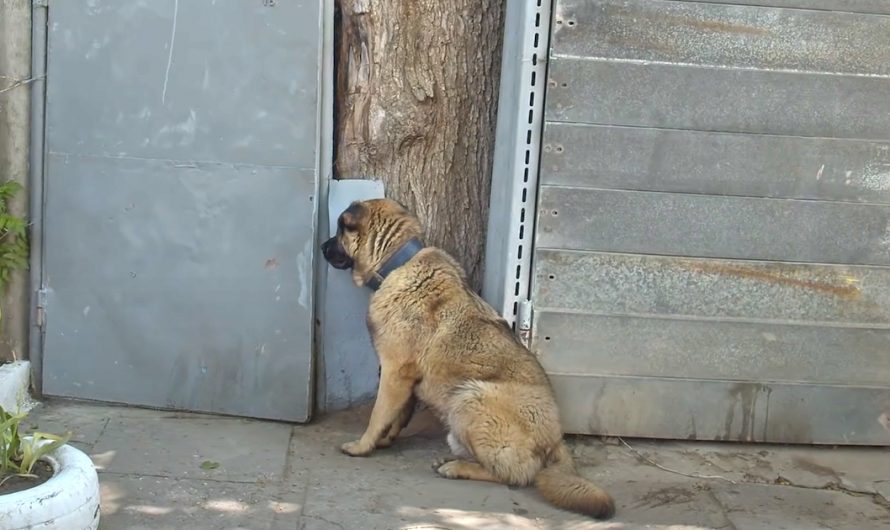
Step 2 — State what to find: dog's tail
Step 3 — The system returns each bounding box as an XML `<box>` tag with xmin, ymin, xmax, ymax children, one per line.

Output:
<box><xmin>534</xmin><ymin>442</ymin><xmax>615</xmax><ymax>519</ymax></box>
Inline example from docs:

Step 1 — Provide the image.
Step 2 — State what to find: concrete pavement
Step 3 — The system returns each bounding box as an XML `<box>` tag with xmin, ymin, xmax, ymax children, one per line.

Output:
<box><xmin>24</xmin><ymin>399</ymin><xmax>890</xmax><ymax>530</ymax></box>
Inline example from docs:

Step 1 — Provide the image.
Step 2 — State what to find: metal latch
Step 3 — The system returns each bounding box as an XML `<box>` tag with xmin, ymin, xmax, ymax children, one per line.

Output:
<box><xmin>36</xmin><ymin>288</ymin><xmax>47</xmax><ymax>328</ymax></box>
<box><xmin>517</xmin><ymin>299</ymin><xmax>533</xmax><ymax>347</ymax></box>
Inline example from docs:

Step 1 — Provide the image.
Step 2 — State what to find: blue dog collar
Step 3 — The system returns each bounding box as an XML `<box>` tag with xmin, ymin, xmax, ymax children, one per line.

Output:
<box><xmin>365</xmin><ymin>238</ymin><xmax>424</xmax><ymax>291</ymax></box>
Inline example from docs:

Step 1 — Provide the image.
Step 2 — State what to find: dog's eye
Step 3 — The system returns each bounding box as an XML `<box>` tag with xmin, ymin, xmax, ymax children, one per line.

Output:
<box><xmin>338</xmin><ymin>216</ymin><xmax>355</xmax><ymax>233</ymax></box>
<box><xmin>339</xmin><ymin>209</ymin><xmax>362</xmax><ymax>232</ymax></box>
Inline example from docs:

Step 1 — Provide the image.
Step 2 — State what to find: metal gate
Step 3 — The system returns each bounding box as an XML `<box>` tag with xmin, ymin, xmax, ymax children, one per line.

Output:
<box><xmin>488</xmin><ymin>0</ymin><xmax>890</xmax><ymax>445</ymax></box>
<box><xmin>36</xmin><ymin>0</ymin><xmax>323</xmax><ymax>421</ymax></box>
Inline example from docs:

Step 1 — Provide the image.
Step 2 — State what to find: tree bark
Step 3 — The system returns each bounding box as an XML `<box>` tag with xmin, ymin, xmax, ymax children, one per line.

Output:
<box><xmin>335</xmin><ymin>0</ymin><xmax>504</xmax><ymax>291</ymax></box>
<box><xmin>0</xmin><ymin>0</ymin><xmax>32</xmax><ymax>362</ymax></box>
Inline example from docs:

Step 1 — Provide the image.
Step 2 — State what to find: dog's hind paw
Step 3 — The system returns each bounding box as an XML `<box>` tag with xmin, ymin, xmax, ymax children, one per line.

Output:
<box><xmin>341</xmin><ymin>440</ymin><xmax>374</xmax><ymax>457</ymax></box>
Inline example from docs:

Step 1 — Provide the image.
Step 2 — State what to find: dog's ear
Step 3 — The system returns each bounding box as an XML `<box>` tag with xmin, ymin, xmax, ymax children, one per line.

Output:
<box><xmin>339</xmin><ymin>201</ymin><xmax>364</xmax><ymax>230</ymax></box>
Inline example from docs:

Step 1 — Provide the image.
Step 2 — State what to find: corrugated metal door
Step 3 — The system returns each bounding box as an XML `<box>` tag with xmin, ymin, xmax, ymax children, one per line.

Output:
<box><xmin>39</xmin><ymin>0</ymin><xmax>321</xmax><ymax>421</ymax></box>
<box><xmin>533</xmin><ymin>0</ymin><xmax>890</xmax><ymax>444</ymax></box>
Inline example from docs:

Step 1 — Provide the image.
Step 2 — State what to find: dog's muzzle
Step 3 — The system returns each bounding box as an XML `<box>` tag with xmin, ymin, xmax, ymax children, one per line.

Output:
<box><xmin>321</xmin><ymin>237</ymin><xmax>354</xmax><ymax>270</ymax></box>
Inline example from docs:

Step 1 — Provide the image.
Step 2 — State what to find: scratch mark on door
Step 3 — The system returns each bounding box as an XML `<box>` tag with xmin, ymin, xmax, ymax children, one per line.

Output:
<box><xmin>161</xmin><ymin>0</ymin><xmax>180</xmax><ymax>104</ymax></box>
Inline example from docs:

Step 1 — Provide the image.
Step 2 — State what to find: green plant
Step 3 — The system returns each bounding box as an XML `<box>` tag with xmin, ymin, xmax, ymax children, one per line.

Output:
<box><xmin>0</xmin><ymin>180</ymin><xmax>28</xmax><ymax>294</ymax></box>
<box><xmin>0</xmin><ymin>406</ymin><xmax>70</xmax><ymax>486</ymax></box>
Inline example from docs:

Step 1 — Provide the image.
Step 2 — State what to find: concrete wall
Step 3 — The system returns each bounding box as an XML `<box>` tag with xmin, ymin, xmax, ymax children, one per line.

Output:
<box><xmin>0</xmin><ymin>1</ymin><xmax>32</xmax><ymax>363</ymax></box>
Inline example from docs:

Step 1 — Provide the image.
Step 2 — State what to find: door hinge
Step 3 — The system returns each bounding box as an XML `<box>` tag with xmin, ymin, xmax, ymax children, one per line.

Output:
<box><xmin>36</xmin><ymin>288</ymin><xmax>47</xmax><ymax>328</ymax></box>
<box><xmin>517</xmin><ymin>299</ymin><xmax>533</xmax><ymax>347</ymax></box>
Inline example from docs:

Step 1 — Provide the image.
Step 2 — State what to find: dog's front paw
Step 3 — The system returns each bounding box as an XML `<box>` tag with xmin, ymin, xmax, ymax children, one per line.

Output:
<box><xmin>341</xmin><ymin>440</ymin><xmax>374</xmax><ymax>457</ymax></box>
<box><xmin>434</xmin><ymin>459</ymin><xmax>462</xmax><ymax>479</ymax></box>
<box><xmin>432</xmin><ymin>457</ymin><xmax>457</xmax><ymax>477</ymax></box>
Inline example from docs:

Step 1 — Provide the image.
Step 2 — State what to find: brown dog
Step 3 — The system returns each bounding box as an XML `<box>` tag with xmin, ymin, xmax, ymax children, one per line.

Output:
<box><xmin>321</xmin><ymin>198</ymin><xmax>615</xmax><ymax>519</ymax></box>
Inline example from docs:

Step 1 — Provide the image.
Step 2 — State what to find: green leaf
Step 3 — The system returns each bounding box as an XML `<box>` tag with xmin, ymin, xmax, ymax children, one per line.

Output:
<box><xmin>199</xmin><ymin>460</ymin><xmax>220</xmax><ymax>470</ymax></box>
<box><xmin>18</xmin><ymin>431</ymin><xmax>71</xmax><ymax>474</ymax></box>
<box><xmin>0</xmin><ymin>182</ymin><xmax>28</xmax><ymax>319</ymax></box>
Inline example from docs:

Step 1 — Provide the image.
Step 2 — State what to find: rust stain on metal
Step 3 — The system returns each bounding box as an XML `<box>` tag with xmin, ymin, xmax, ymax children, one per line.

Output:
<box><xmin>682</xmin><ymin>17</ymin><xmax>767</xmax><ymax>36</ymax></box>
<box><xmin>686</xmin><ymin>262</ymin><xmax>861</xmax><ymax>299</ymax></box>
<box><xmin>723</xmin><ymin>382</ymin><xmax>772</xmax><ymax>442</ymax></box>
<box><xmin>620</xmin><ymin>6</ymin><xmax>768</xmax><ymax>36</ymax></box>
<box><xmin>603</xmin><ymin>32</ymin><xmax>675</xmax><ymax>54</ymax></box>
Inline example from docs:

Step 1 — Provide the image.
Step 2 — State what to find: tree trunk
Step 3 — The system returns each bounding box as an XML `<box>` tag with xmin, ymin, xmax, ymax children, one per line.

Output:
<box><xmin>335</xmin><ymin>0</ymin><xmax>504</xmax><ymax>291</ymax></box>
<box><xmin>0</xmin><ymin>0</ymin><xmax>32</xmax><ymax>363</ymax></box>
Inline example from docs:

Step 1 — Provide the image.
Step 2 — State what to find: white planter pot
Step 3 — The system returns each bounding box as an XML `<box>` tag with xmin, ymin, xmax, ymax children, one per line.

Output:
<box><xmin>0</xmin><ymin>440</ymin><xmax>100</xmax><ymax>530</ymax></box>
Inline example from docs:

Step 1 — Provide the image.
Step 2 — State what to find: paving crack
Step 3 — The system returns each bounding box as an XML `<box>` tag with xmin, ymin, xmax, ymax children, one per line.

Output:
<box><xmin>704</xmin><ymin>487</ymin><xmax>739</xmax><ymax>530</ymax></box>
<box><xmin>767</xmin><ymin>476</ymin><xmax>890</xmax><ymax>512</ymax></box>
<box><xmin>96</xmin><ymin>415</ymin><xmax>112</xmax><ymax>441</ymax></box>
<box><xmin>97</xmin><ymin>470</ymin><xmax>267</xmax><ymax>485</ymax></box>
<box><xmin>300</xmin><ymin>514</ymin><xmax>345</xmax><ymax>530</ymax></box>
<box><xmin>296</xmin><ymin>470</ymin><xmax>312</xmax><ymax>529</ymax></box>
<box><xmin>268</xmin><ymin>427</ymin><xmax>307</xmax><ymax>530</ymax></box>
<box><xmin>615</xmin><ymin>439</ymin><xmax>890</xmax><ymax>514</ymax></box>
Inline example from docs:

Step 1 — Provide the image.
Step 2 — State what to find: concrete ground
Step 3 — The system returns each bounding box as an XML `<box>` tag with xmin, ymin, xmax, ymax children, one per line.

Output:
<box><xmin>24</xmin><ymin>399</ymin><xmax>890</xmax><ymax>530</ymax></box>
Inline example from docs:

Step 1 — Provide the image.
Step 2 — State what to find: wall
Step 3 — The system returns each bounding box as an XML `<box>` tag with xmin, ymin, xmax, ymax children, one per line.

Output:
<box><xmin>0</xmin><ymin>0</ymin><xmax>32</xmax><ymax>363</ymax></box>
<box><xmin>316</xmin><ymin>179</ymin><xmax>384</xmax><ymax>412</ymax></box>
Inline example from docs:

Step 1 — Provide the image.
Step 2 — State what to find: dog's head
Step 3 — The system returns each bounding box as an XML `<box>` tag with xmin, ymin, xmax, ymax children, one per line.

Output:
<box><xmin>321</xmin><ymin>198</ymin><xmax>422</xmax><ymax>286</ymax></box>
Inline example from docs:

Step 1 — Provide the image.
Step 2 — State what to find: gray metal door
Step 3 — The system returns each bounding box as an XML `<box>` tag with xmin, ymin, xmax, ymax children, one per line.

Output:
<box><xmin>39</xmin><ymin>0</ymin><xmax>322</xmax><ymax>421</ymax></box>
<box><xmin>532</xmin><ymin>0</ymin><xmax>890</xmax><ymax>444</ymax></box>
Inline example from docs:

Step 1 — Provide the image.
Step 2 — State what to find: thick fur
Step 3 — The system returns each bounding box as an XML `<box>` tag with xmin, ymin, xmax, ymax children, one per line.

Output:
<box><xmin>321</xmin><ymin>199</ymin><xmax>615</xmax><ymax>519</ymax></box>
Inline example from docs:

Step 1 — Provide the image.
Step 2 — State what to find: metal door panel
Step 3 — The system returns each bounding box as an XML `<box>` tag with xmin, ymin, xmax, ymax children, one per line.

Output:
<box><xmin>46</xmin><ymin>0</ymin><xmax>319</xmax><ymax>167</ymax></box>
<box><xmin>530</xmin><ymin>0</ymin><xmax>890</xmax><ymax>443</ymax></box>
<box><xmin>673</xmin><ymin>0</ymin><xmax>890</xmax><ymax>15</ymax></box>
<box><xmin>534</xmin><ymin>250</ymin><xmax>890</xmax><ymax>326</ymax></box>
<box><xmin>41</xmin><ymin>0</ymin><xmax>321</xmax><ymax>421</ymax></box>
<box><xmin>537</xmin><ymin>187</ymin><xmax>890</xmax><ymax>265</ymax></box>
<box><xmin>534</xmin><ymin>312</ymin><xmax>890</xmax><ymax>387</ymax></box>
<box><xmin>555</xmin><ymin>0</ymin><xmax>890</xmax><ymax>76</ymax></box>
<box><xmin>541</xmin><ymin>124</ymin><xmax>890</xmax><ymax>204</ymax></box>
<box><xmin>546</xmin><ymin>59</ymin><xmax>890</xmax><ymax>139</ymax></box>
<box><xmin>549</xmin><ymin>374</ymin><xmax>890</xmax><ymax>446</ymax></box>
<box><xmin>41</xmin><ymin>155</ymin><xmax>314</xmax><ymax>420</ymax></box>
